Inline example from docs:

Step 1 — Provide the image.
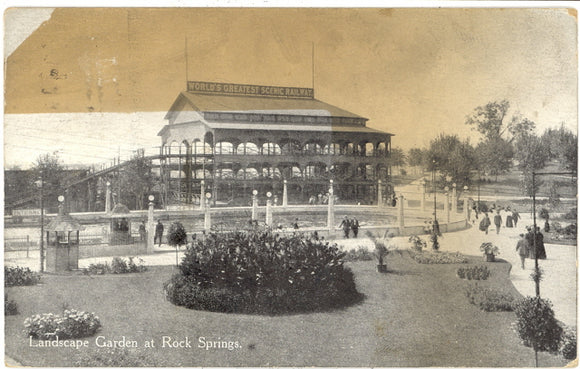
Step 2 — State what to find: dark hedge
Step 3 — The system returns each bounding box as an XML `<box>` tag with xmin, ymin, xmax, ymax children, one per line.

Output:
<box><xmin>164</xmin><ymin>231</ymin><xmax>362</xmax><ymax>314</ymax></box>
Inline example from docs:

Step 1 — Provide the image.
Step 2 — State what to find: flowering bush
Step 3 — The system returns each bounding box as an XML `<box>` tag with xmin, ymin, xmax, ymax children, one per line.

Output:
<box><xmin>480</xmin><ymin>242</ymin><xmax>500</xmax><ymax>256</ymax></box>
<box><xmin>5</xmin><ymin>266</ymin><xmax>41</xmax><ymax>287</ymax></box>
<box><xmin>111</xmin><ymin>257</ymin><xmax>147</xmax><ymax>274</ymax></box>
<box><xmin>85</xmin><ymin>257</ymin><xmax>147</xmax><ymax>275</ymax></box>
<box><xmin>408</xmin><ymin>250</ymin><xmax>468</xmax><ymax>264</ymax></box>
<box><xmin>513</xmin><ymin>296</ymin><xmax>563</xmax><ymax>365</ymax></box>
<box><xmin>164</xmin><ymin>231</ymin><xmax>362</xmax><ymax>314</ymax></box>
<box><xmin>24</xmin><ymin>309</ymin><xmax>101</xmax><ymax>339</ymax></box>
<box><xmin>408</xmin><ymin>235</ymin><xmax>427</xmax><ymax>252</ymax></box>
<box><xmin>457</xmin><ymin>265</ymin><xmax>491</xmax><ymax>280</ymax></box>
<box><xmin>465</xmin><ymin>284</ymin><xmax>514</xmax><ymax>311</ymax></box>
<box><xmin>560</xmin><ymin>325</ymin><xmax>577</xmax><ymax>360</ymax></box>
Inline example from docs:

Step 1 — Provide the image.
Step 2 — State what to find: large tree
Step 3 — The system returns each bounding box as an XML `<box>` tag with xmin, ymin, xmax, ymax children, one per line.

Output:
<box><xmin>390</xmin><ymin>147</ymin><xmax>407</xmax><ymax>170</ymax></box>
<box><xmin>425</xmin><ymin>134</ymin><xmax>476</xmax><ymax>188</ymax></box>
<box><xmin>541</xmin><ymin>125</ymin><xmax>577</xmax><ymax>172</ymax></box>
<box><xmin>117</xmin><ymin>153</ymin><xmax>154</xmax><ymax>210</ymax></box>
<box><xmin>465</xmin><ymin>100</ymin><xmax>511</xmax><ymax>141</ymax></box>
<box><xmin>475</xmin><ymin>138</ymin><xmax>514</xmax><ymax>180</ymax></box>
<box><xmin>407</xmin><ymin>148</ymin><xmax>425</xmax><ymax>167</ymax></box>
<box><xmin>31</xmin><ymin>153</ymin><xmax>66</xmax><ymax>210</ymax></box>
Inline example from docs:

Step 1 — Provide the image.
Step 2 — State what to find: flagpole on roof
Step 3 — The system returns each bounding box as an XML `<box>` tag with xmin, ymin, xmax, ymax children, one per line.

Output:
<box><xmin>185</xmin><ymin>36</ymin><xmax>189</xmax><ymax>88</ymax></box>
<box><xmin>311</xmin><ymin>42</ymin><xmax>315</xmax><ymax>95</ymax></box>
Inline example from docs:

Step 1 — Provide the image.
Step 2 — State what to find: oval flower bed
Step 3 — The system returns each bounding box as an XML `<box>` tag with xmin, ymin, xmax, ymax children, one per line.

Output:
<box><xmin>164</xmin><ymin>231</ymin><xmax>363</xmax><ymax>314</ymax></box>
<box><xmin>24</xmin><ymin>309</ymin><xmax>101</xmax><ymax>340</ymax></box>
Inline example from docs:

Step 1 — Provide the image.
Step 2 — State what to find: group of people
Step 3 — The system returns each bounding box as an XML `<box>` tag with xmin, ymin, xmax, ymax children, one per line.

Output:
<box><xmin>516</xmin><ymin>226</ymin><xmax>547</xmax><ymax>269</ymax></box>
<box><xmin>308</xmin><ymin>193</ymin><xmax>338</xmax><ymax>205</ymax></box>
<box><xmin>137</xmin><ymin>220</ymin><xmax>166</xmax><ymax>245</ymax></box>
<box><xmin>478</xmin><ymin>207</ymin><xmax>520</xmax><ymax>235</ymax></box>
<box><xmin>338</xmin><ymin>215</ymin><xmax>360</xmax><ymax>238</ymax></box>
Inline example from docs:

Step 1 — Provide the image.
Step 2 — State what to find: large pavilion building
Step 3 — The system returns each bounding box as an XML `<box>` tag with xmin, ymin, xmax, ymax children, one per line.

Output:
<box><xmin>157</xmin><ymin>81</ymin><xmax>394</xmax><ymax>206</ymax></box>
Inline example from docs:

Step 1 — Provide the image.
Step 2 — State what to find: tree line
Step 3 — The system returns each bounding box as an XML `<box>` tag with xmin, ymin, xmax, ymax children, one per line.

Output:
<box><xmin>392</xmin><ymin>100</ymin><xmax>577</xmax><ymax>195</ymax></box>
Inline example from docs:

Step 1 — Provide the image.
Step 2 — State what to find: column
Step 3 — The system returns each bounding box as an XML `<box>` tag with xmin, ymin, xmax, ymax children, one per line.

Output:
<box><xmin>445</xmin><ymin>192</ymin><xmax>451</xmax><ymax>224</ymax></box>
<box><xmin>464</xmin><ymin>198</ymin><xmax>469</xmax><ymax>221</ymax></box>
<box><xmin>452</xmin><ymin>183</ymin><xmax>457</xmax><ymax>213</ymax></box>
<box><xmin>282</xmin><ymin>180</ymin><xmax>288</xmax><ymax>207</ymax></box>
<box><xmin>421</xmin><ymin>184</ymin><xmax>426</xmax><ymax>212</ymax></box>
<box><xmin>105</xmin><ymin>181</ymin><xmax>111</xmax><ymax>213</ymax></box>
<box><xmin>251</xmin><ymin>190</ymin><xmax>258</xmax><ymax>221</ymax></box>
<box><xmin>199</xmin><ymin>180</ymin><xmax>205</xmax><ymax>210</ymax></box>
<box><xmin>377</xmin><ymin>179</ymin><xmax>383</xmax><ymax>207</ymax></box>
<box><xmin>398</xmin><ymin>194</ymin><xmax>405</xmax><ymax>235</ymax></box>
<box><xmin>147</xmin><ymin>196</ymin><xmax>155</xmax><ymax>254</ymax></box>
<box><xmin>266</xmin><ymin>192</ymin><xmax>273</xmax><ymax>226</ymax></box>
<box><xmin>327</xmin><ymin>180</ymin><xmax>335</xmax><ymax>233</ymax></box>
<box><xmin>204</xmin><ymin>194</ymin><xmax>212</xmax><ymax>232</ymax></box>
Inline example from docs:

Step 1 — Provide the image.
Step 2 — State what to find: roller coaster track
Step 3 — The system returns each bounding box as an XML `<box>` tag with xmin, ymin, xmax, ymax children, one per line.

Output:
<box><xmin>6</xmin><ymin>153</ymin><xmax>216</xmax><ymax>209</ymax></box>
<box><xmin>6</xmin><ymin>155</ymin><xmax>158</xmax><ymax>209</ymax></box>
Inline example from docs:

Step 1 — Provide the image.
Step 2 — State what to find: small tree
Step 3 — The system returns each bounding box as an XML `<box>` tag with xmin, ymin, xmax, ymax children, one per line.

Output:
<box><xmin>513</xmin><ymin>296</ymin><xmax>563</xmax><ymax>367</ymax></box>
<box><xmin>168</xmin><ymin>222</ymin><xmax>188</xmax><ymax>266</ymax></box>
<box><xmin>367</xmin><ymin>231</ymin><xmax>397</xmax><ymax>273</ymax></box>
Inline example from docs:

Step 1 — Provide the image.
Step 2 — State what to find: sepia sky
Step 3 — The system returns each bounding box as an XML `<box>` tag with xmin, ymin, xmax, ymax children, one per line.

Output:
<box><xmin>3</xmin><ymin>7</ymin><xmax>578</xmax><ymax>168</ymax></box>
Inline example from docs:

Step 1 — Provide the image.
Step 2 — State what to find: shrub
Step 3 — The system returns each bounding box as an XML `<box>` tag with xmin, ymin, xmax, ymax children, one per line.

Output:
<box><xmin>5</xmin><ymin>294</ymin><xmax>18</xmax><ymax>315</ymax></box>
<box><xmin>168</xmin><ymin>222</ymin><xmax>188</xmax><ymax>247</ymax></box>
<box><xmin>75</xmin><ymin>347</ymin><xmax>157</xmax><ymax>367</ymax></box>
<box><xmin>85</xmin><ymin>262</ymin><xmax>111</xmax><ymax>275</ymax></box>
<box><xmin>465</xmin><ymin>284</ymin><xmax>514</xmax><ymax>312</ymax></box>
<box><xmin>85</xmin><ymin>257</ymin><xmax>146</xmax><ymax>275</ymax></box>
<box><xmin>480</xmin><ymin>242</ymin><xmax>499</xmax><ymax>256</ymax></box>
<box><xmin>560</xmin><ymin>326</ymin><xmax>577</xmax><ymax>360</ymax></box>
<box><xmin>539</xmin><ymin>208</ymin><xmax>550</xmax><ymax>220</ymax></box>
<box><xmin>164</xmin><ymin>231</ymin><xmax>362</xmax><ymax>314</ymax></box>
<box><xmin>513</xmin><ymin>296</ymin><xmax>563</xmax><ymax>366</ymax></box>
<box><xmin>342</xmin><ymin>246</ymin><xmax>374</xmax><ymax>262</ymax></box>
<box><xmin>408</xmin><ymin>235</ymin><xmax>427</xmax><ymax>252</ymax></box>
<box><xmin>408</xmin><ymin>250</ymin><xmax>468</xmax><ymax>264</ymax></box>
<box><xmin>457</xmin><ymin>265</ymin><xmax>491</xmax><ymax>280</ymax></box>
<box><xmin>24</xmin><ymin>309</ymin><xmax>101</xmax><ymax>339</ymax></box>
<box><xmin>5</xmin><ymin>266</ymin><xmax>41</xmax><ymax>287</ymax></box>
<box><xmin>563</xmin><ymin>207</ymin><xmax>577</xmax><ymax>220</ymax></box>
<box><xmin>111</xmin><ymin>257</ymin><xmax>147</xmax><ymax>274</ymax></box>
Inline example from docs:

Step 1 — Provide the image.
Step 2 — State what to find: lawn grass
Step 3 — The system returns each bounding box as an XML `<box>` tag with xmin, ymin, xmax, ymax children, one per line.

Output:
<box><xmin>5</xmin><ymin>255</ymin><xmax>568</xmax><ymax>367</ymax></box>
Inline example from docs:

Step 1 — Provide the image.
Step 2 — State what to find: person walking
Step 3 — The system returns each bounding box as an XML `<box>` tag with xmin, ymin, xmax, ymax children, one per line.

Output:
<box><xmin>154</xmin><ymin>220</ymin><xmax>164</xmax><ymax>246</ymax></box>
<box><xmin>516</xmin><ymin>233</ymin><xmax>529</xmax><ymax>269</ymax></box>
<box><xmin>479</xmin><ymin>212</ymin><xmax>491</xmax><ymax>235</ymax></box>
<box><xmin>505</xmin><ymin>207</ymin><xmax>514</xmax><ymax>228</ymax></box>
<box><xmin>535</xmin><ymin>226</ymin><xmax>547</xmax><ymax>259</ymax></box>
<box><xmin>494</xmin><ymin>210</ymin><xmax>502</xmax><ymax>234</ymax></box>
<box><xmin>138</xmin><ymin>221</ymin><xmax>146</xmax><ymax>241</ymax></box>
<box><xmin>339</xmin><ymin>216</ymin><xmax>351</xmax><ymax>239</ymax></box>
<box><xmin>351</xmin><ymin>217</ymin><xmax>360</xmax><ymax>238</ymax></box>
<box><xmin>525</xmin><ymin>226</ymin><xmax>535</xmax><ymax>259</ymax></box>
<box><xmin>512</xmin><ymin>209</ymin><xmax>520</xmax><ymax>227</ymax></box>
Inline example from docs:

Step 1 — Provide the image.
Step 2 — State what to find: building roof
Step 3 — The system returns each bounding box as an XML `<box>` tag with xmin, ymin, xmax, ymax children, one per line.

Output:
<box><xmin>45</xmin><ymin>214</ymin><xmax>85</xmax><ymax>232</ymax></box>
<box><xmin>165</xmin><ymin>92</ymin><xmax>366</xmax><ymax>120</ymax></box>
<box><xmin>204</xmin><ymin>122</ymin><xmax>392</xmax><ymax>136</ymax></box>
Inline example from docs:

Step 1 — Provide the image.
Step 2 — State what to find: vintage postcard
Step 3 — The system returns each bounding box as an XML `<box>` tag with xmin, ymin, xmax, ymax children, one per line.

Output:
<box><xmin>3</xmin><ymin>6</ymin><xmax>578</xmax><ymax>367</ymax></box>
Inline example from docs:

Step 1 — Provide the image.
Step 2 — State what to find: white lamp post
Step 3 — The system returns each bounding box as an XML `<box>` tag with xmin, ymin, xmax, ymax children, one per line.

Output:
<box><xmin>35</xmin><ymin>176</ymin><xmax>45</xmax><ymax>272</ymax></box>
<box><xmin>147</xmin><ymin>195</ymin><xmax>155</xmax><ymax>253</ymax></box>
<box><xmin>204</xmin><ymin>192</ymin><xmax>212</xmax><ymax>232</ymax></box>
<box><xmin>282</xmin><ymin>179</ymin><xmax>288</xmax><ymax>207</ymax></box>
<box><xmin>266</xmin><ymin>191</ymin><xmax>273</xmax><ymax>226</ymax></box>
<box><xmin>327</xmin><ymin>180</ymin><xmax>335</xmax><ymax>233</ymax></box>
<box><xmin>251</xmin><ymin>189</ymin><xmax>258</xmax><ymax>221</ymax></box>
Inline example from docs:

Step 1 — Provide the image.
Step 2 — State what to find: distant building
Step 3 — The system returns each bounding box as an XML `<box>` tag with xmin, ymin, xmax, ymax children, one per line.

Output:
<box><xmin>157</xmin><ymin>81</ymin><xmax>394</xmax><ymax>205</ymax></box>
